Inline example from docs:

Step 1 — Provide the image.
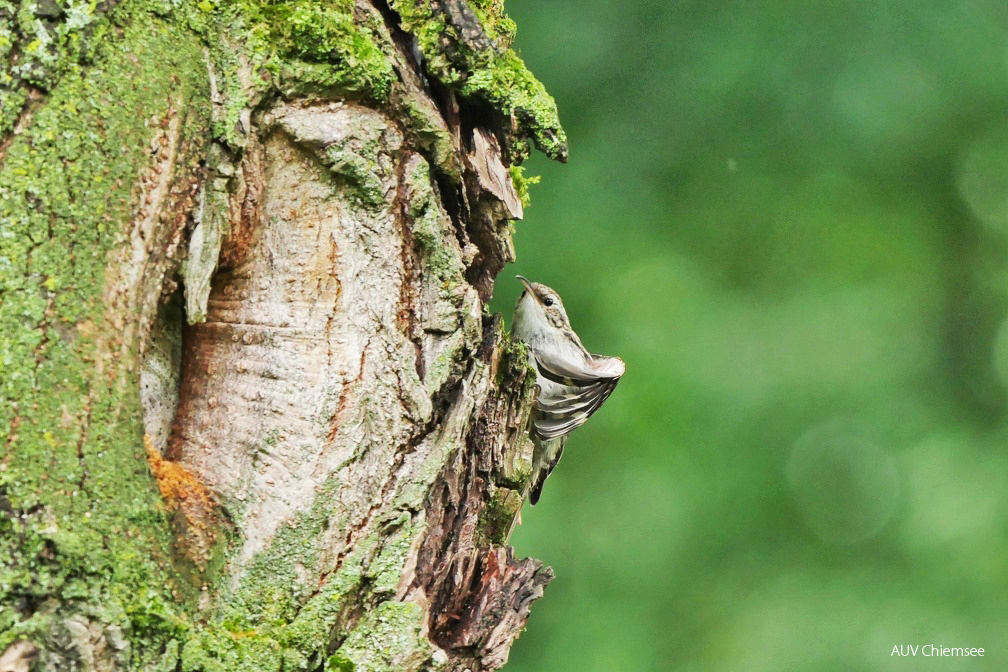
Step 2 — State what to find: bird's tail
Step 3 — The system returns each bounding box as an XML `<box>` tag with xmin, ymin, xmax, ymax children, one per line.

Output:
<box><xmin>529</xmin><ymin>436</ymin><xmax>565</xmax><ymax>505</ymax></box>
<box><xmin>505</xmin><ymin>436</ymin><xmax>565</xmax><ymax>542</ymax></box>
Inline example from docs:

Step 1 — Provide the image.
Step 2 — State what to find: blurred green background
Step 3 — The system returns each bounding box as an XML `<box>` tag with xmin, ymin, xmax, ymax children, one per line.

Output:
<box><xmin>489</xmin><ymin>1</ymin><xmax>1008</xmax><ymax>670</ymax></box>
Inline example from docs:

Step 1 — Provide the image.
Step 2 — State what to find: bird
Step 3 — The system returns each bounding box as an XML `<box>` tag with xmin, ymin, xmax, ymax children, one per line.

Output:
<box><xmin>511</xmin><ymin>275</ymin><xmax>625</xmax><ymax>505</ymax></box>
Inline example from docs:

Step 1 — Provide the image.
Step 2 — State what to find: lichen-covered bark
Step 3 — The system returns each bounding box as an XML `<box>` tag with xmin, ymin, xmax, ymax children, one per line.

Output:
<box><xmin>2</xmin><ymin>0</ymin><xmax>564</xmax><ymax>670</ymax></box>
<box><xmin>1</xmin><ymin>6</ymin><xmax>211</xmax><ymax>669</ymax></box>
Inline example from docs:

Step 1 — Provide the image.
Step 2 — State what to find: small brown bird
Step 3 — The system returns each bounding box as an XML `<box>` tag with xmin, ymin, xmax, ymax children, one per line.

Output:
<box><xmin>512</xmin><ymin>276</ymin><xmax>625</xmax><ymax>504</ymax></box>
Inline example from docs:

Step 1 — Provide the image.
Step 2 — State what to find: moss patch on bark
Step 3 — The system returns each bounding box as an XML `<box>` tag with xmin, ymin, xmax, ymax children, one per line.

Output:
<box><xmin>0</xmin><ymin>5</ymin><xmax>211</xmax><ymax>665</ymax></box>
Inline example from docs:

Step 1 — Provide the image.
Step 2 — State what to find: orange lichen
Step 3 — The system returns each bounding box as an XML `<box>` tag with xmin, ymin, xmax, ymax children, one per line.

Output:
<box><xmin>145</xmin><ymin>434</ymin><xmax>213</xmax><ymax>512</ymax></box>
<box><xmin>145</xmin><ymin>434</ymin><xmax>223</xmax><ymax>571</ymax></box>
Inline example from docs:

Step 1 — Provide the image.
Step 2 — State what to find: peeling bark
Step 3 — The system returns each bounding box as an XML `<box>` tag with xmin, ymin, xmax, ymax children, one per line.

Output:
<box><xmin>1</xmin><ymin>1</ymin><xmax>565</xmax><ymax>669</ymax></box>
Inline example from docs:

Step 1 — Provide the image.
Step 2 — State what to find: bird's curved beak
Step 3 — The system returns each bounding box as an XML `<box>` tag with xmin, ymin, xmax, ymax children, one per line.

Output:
<box><xmin>516</xmin><ymin>275</ymin><xmax>538</xmax><ymax>303</ymax></box>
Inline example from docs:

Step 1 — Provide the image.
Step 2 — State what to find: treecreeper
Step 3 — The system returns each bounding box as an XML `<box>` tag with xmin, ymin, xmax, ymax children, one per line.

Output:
<box><xmin>511</xmin><ymin>276</ymin><xmax>625</xmax><ymax>505</ymax></box>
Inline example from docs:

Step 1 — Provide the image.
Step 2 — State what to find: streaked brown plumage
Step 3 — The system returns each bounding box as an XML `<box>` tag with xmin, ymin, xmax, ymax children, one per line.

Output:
<box><xmin>512</xmin><ymin>276</ymin><xmax>625</xmax><ymax>504</ymax></box>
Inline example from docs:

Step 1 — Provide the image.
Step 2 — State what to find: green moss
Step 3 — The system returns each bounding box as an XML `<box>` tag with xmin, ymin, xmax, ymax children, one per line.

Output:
<box><xmin>399</xmin><ymin>96</ymin><xmax>459</xmax><ymax>179</ymax></box>
<box><xmin>255</xmin><ymin>1</ymin><xmax>393</xmax><ymax>99</ymax></box>
<box><xmin>328</xmin><ymin>652</ymin><xmax>358</xmax><ymax>671</ymax></box>
<box><xmin>0</xmin><ymin>1</ymin><xmax>212</xmax><ymax>659</ymax></box>
<box><xmin>331</xmin><ymin>601</ymin><xmax>433</xmax><ymax>671</ymax></box>
<box><xmin>508</xmin><ymin>164</ymin><xmax>540</xmax><ymax>208</ymax></box>
<box><xmin>496</xmin><ymin>325</ymin><xmax>535</xmax><ymax>389</ymax></box>
<box><xmin>180</xmin><ymin>628</ymin><xmax>283</xmax><ymax>672</ymax></box>
<box><xmin>275</xmin><ymin>515</ymin><xmax>416</xmax><ymax>655</ymax></box>
<box><xmin>405</xmin><ymin>156</ymin><xmax>465</xmax><ymax>286</ymax></box>
<box><xmin>478</xmin><ymin>489</ymin><xmax>522</xmax><ymax>545</ymax></box>
<box><xmin>180</xmin><ymin>0</ymin><xmax>563</xmax><ymax>169</ymax></box>
<box><xmin>391</xmin><ymin>0</ymin><xmax>452</xmax><ymax>80</ymax></box>
<box><xmin>210</xmin><ymin>471</ymin><xmax>413</xmax><ymax>647</ymax></box>
<box><xmin>0</xmin><ymin>0</ymin><xmax>119</xmax><ymax>135</ymax></box>
<box><xmin>365</xmin><ymin>513</ymin><xmax>417</xmax><ymax>595</ymax></box>
<box><xmin>275</xmin><ymin>551</ymin><xmax>366</xmax><ymax>654</ymax></box>
<box><xmin>175</xmin><ymin>0</ymin><xmax>395</xmax><ymax>148</ymax></box>
<box><xmin>462</xmin><ymin>50</ymin><xmax>567</xmax><ymax>160</ymax></box>
<box><xmin>468</xmin><ymin>0</ymin><xmax>517</xmax><ymax>46</ymax></box>
<box><xmin>388</xmin><ymin>0</ymin><xmax>567</xmax><ymax>160</ymax></box>
<box><xmin>218</xmin><ymin>480</ymin><xmax>347</xmax><ymax>629</ymax></box>
<box><xmin>152</xmin><ymin>479</ymin><xmax>429</xmax><ymax>668</ymax></box>
<box><xmin>322</xmin><ymin>143</ymin><xmax>387</xmax><ymax>208</ymax></box>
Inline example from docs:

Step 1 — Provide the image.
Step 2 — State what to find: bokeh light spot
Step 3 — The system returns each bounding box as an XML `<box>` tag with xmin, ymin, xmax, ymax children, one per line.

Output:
<box><xmin>833</xmin><ymin>56</ymin><xmax>940</xmax><ymax>147</ymax></box>
<box><xmin>900</xmin><ymin>434</ymin><xmax>1006</xmax><ymax>550</ymax></box>
<box><xmin>992</xmin><ymin>317</ymin><xmax>1008</xmax><ymax>390</ymax></box>
<box><xmin>957</xmin><ymin>126</ymin><xmax>1008</xmax><ymax>233</ymax></box>
<box><xmin>786</xmin><ymin>421</ymin><xmax>899</xmax><ymax>544</ymax></box>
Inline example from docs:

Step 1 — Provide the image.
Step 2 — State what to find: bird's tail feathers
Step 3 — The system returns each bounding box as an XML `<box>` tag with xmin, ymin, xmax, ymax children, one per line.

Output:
<box><xmin>505</xmin><ymin>437</ymin><xmax>565</xmax><ymax>543</ymax></box>
<box><xmin>529</xmin><ymin>438</ymin><xmax>564</xmax><ymax>506</ymax></box>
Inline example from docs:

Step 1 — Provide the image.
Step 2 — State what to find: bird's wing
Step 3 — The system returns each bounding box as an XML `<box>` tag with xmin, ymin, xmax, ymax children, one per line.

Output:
<box><xmin>535</xmin><ymin>349</ymin><xmax>625</xmax><ymax>386</ymax></box>
<box><xmin>532</xmin><ymin>353</ymin><xmax>624</xmax><ymax>440</ymax></box>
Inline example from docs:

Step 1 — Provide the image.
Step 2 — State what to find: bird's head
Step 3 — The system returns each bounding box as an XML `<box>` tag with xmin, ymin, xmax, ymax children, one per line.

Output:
<box><xmin>514</xmin><ymin>275</ymin><xmax>572</xmax><ymax>336</ymax></box>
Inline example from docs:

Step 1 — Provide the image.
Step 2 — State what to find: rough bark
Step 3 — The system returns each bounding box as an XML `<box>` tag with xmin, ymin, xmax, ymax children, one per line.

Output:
<box><xmin>0</xmin><ymin>0</ymin><xmax>566</xmax><ymax>670</ymax></box>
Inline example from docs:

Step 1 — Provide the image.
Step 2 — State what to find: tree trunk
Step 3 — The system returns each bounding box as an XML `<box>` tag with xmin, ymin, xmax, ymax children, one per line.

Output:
<box><xmin>0</xmin><ymin>1</ymin><xmax>566</xmax><ymax>670</ymax></box>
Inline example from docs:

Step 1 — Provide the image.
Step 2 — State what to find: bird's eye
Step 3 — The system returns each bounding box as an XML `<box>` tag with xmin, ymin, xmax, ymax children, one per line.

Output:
<box><xmin>543</xmin><ymin>297</ymin><xmax>554</xmax><ymax>307</ymax></box>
